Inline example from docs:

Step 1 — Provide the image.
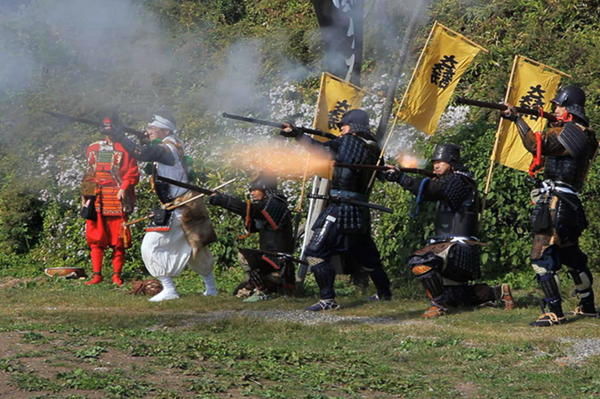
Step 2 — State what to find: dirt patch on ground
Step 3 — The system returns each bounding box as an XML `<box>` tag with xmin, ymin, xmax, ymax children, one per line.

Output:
<box><xmin>175</xmin><ymin>309</ymin><xmax>403</xmax><ymax>328</ymax></box>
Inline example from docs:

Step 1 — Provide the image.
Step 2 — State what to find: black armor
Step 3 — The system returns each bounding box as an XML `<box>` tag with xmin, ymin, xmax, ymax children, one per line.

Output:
<box><xmin>294</xmin><ymin>109</ymin><xmax>392</xmax><ymax>303</ymax></box>
<box><xmin>331</xmin><ymin>133</ymin><xmax>380</xmax><ymax>195</ymax></box>
<box><xmin>209</xmin><ymin>184</ymin><xmax>294</xmax><ymax>294</ymax></box>
<box><xmin>505</xmin><ymin>86</ymin><xmax>599</xmax><ymax>324</ymax></box>
<box><xmin>543</xmin><ymin>123</ymin><xmax>597</xmax><ymax>191</ymax></box>
<box><xmin>210</xmin><ymin>192</ymin><xmax>293</xmax><ymax>254</ymax></box>
<box><xmin>303</xmin><ymin>132</ymin><xmax>380</xmax><ymax>236</ymax></box>
<box><xmin>433</xmin><ymin>173</ymin><xmax>480</xmax><ymax>239</ymax></box>
<box><xmin>390</xmin><ymin>144</ymin><xmax>506</xmax><ymax>315</ymax></box>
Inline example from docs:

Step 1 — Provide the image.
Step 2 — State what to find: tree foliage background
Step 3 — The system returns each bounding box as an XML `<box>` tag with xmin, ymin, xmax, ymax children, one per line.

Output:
<box><xmin>1</xmin><ymin>0</ymin><xmax>600</xmax><ymax>292</ymax></box>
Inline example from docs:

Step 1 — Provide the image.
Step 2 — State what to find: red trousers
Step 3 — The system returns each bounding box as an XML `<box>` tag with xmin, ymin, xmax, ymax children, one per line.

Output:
<box><xmin>86</xmin><ymin>214</ymin><xmax>130</xmax><ymax>273</ymax></box>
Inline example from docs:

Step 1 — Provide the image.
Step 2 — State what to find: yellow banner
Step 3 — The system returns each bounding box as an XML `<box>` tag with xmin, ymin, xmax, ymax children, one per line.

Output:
<box><xmin>313</xmin><ymin>72</ymin><xmax>365</xmax><ymax>138</ymax></box>
<box><xmin>310</xmin><ymin>73</ymin><xmax>365</xmax><ymax>178</ymax></box>
<box><xmin>398</xmin><ymin>22</ymin><xmax>485</xmax><ymax>135</ymax></box>
<box><xmin>491</xmin><ymin>56</ymin><xmax>563</xmax><ymax>172</ymax></box>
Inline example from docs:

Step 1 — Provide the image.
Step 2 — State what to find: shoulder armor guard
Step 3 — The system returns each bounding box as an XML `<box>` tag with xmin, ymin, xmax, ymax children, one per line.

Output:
<box><xmin>558</xmin><ymin>122</ymin><xmax>590</xmax><ymax>159</ymax></box>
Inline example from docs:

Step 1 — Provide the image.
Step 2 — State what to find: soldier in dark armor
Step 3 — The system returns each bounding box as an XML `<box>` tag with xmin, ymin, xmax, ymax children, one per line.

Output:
<box><xmin>209</xmin><ymin>171</ymin><xmax>295</xmax><ymax>302</ymax></box>
<box><xmin>502</xmin><ymin>85</ymin><xmax>598</xmax><ymax>326</ymax></box>
<box><xmin>282</xmin><ymin>109</ymin><xmax>392</xmax><ymax>311</ymax></box>
<box><xmin>386</xmin><ymin>144</ymin><xmax>515</xmax><ymax>318</ymax></box>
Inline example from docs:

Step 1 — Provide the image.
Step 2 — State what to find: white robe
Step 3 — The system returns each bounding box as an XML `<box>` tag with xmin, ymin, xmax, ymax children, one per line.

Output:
<box><xmin>141</xmin><ymin>135</ymin><xmax>215</xmax><ymax>278</ymax></box>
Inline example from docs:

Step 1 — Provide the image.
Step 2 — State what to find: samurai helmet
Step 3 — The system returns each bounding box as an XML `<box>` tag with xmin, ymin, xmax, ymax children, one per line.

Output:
<box><xmin>249</xmin><ymin>170</ymin><xmax>278</xmax><ymax>194</ymax></box>
<box><xmin>551</xmin><ymin>85</ymin><xmax>588</xmax><ymax>124</ymax></box>
<box><xmin>431</xmin><ymin>144</ymin><xmax>462</xmax><ymax>166</ymax></box>
<box><xmin>336</xmin><ymin>109</ymin><xmax>371</xmax><ymax>133</ymax></box>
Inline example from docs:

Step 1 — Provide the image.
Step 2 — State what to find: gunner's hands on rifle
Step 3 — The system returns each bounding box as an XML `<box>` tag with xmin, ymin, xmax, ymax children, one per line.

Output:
<box><xmin>102</xmin><ymin>121</ymin><xmax>125</xmax><ymax>142</ymax></box>
<box><xmin>384</xmin><ymin>165</ymin><xmax>406</xmax><ymax>183</ymax></box>
<box><xmin>208</xmin><ymin>191</ymin><xmax>226</xmax><ymax>207</ymax></box>
<box><xmin>280</xmin><ymin>123</ymin><xmax>301</xmax><ymax>138</ymax></box>
<box><xmin>501</xmin><ymin>103</ymin><xmax>520</xmax><ymax>122</ymax></box>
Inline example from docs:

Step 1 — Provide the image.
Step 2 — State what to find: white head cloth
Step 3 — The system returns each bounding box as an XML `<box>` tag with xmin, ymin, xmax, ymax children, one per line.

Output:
<box><xmin>148</xmin><ymin>114</ymin><xmax>176</xmax><ymax>132</ymax></box>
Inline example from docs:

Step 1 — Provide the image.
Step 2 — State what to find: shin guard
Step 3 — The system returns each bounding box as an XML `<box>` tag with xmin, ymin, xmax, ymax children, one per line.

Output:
<box><xmin>413</xmin><ymin>266</ymin><xmax>444</xmax><ymax>303</ymax></box>
<box><xmin>537</xmin><ymin>272</ymin><xmax>563</xmax><ymax>317</ymax></box>
<box><xmin>249</xmin><ymin>269</ymin><xmax>266</xmax><ymax>291</ymax></box>
<box><xmin>311</xmin><ymin>261</ymin><xmax>336</xmax><ymax>300</ymax></box>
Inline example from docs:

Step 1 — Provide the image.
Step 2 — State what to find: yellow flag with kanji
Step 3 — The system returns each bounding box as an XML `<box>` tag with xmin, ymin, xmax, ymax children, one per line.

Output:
<box><xmin>398</xmin><ymin>22</ymin><xmax>485</xmax><ymax>135</ymax></box>
<box><xmin>313</xmin><ymin>72</ymin><xmax>365</xmax><ymax>139</ymax></box>
<box><xmin>491</xmin><ymin>56</ymin><xmax>563</xmax><ymax>172</ymax></box>
<box><xmin>310</xmin><ymin>73</ymin><xmax>365</xmax><ymax>178</ymax></box>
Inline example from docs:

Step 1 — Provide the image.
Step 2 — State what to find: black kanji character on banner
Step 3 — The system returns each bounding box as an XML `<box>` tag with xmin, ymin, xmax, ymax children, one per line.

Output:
<box><xmin>518</xmin><ymin>84</ymin><xmax>546</xmax><ymax>121</ymax></box>
<box><xmin>431</xmin><ymin>55</ymin><xmax>458</xmax><ymax>89</ymax></box>
<box><xmin>328</xmin><ymin>99</ymin><xmax>351</xmax><ymax>131</ymax></box>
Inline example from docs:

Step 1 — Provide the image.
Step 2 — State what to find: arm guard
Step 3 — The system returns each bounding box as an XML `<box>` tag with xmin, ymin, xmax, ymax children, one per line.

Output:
<box><xmin>209</xmin><ymin>193</ymin><xmax>249</xmax><ymax>217</ymax></box>
<box><xmin>399</xmin><ymin>175</ymin><xmax>447</xmax><ymax>201</ymax></box>
<box><xmin>111</xmin><ymin>130</ymin><xmax>176</xmax><ymax>165</ymax></box>
<box><xmin>514</xmin><ymin>117</ymin><xmax>569</xmax><ymax>157</ymax></box>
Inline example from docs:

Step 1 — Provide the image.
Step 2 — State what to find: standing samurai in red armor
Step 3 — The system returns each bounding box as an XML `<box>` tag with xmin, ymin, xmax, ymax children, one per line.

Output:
<box><xmin>82</xmin><ymin>112</ymin><xmax>140</xmax><ymax>286</ymax></box>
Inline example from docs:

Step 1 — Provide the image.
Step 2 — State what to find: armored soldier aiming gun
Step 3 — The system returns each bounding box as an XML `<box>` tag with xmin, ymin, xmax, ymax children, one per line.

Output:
<box><xmin>222</xmin><ymin>112</ymin><xmax>338</xmax><ymax>140</ymax></box>
<box><xmin>455</xmin><ymin>97</ymin><xmax>558</xmax><ymax>123</ymax></box>
<box><xmin>44</xmin><ymin>110</ymin><xmax>148</xmax><ymax>141</ymax></box>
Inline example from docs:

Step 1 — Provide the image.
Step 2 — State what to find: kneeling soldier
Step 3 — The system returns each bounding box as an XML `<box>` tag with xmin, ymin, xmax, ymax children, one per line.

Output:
<box><xmin>386</xmin><ymin>144</ymin><xmax>514</xmax><ymax>317</ymax></box>
<box><xmin>209</xmin><ymin>171</ymin><xmax>295</xmax><ymax>301</ymax></box>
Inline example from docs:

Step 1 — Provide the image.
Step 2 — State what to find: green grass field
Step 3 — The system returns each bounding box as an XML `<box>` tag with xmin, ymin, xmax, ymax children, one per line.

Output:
<box><xmin>2</xmin><ymin>277</ymin><xmax>600</xmax><ymax>398</ymax></box>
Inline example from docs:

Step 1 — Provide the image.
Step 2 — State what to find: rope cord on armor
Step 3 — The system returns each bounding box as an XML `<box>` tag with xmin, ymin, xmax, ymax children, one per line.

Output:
<box><xmin>410</xmin><ymin>178</ymin><xmax>430</xmax><ymax>218</ymax></box>
<box><xmin>237</xmin><ymin>200</ymin><xmax>253</xmax><ymax>239</ymax></box>
<box><xmin>557</xmin><ymin>112</ymin><xmax>573</xmax><ymax>123</ymax></box>
<box><xmin>528</xmin><ymin>130</ymin><xmax>544</xmax><ymax>177</ymax></box>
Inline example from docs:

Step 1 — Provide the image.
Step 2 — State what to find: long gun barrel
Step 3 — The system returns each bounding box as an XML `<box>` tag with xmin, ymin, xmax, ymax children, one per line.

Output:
<box><xmin>44</xmin><ymin>110</ymin><xmax>148</xmax><ymax>140</ymax></box>
<box><xmin>257</xmin><ymin>249</ymin><xmax>309</xmax><ymax>266</ymax></box>
<box><xmin>124</xmin><ymin>178</ymin><xmax>236</xmax><ymax>227</ymax></box>
<box><xmin>455</xmin><ymin>97</ymin><xmax>557</xmax><ymax>123</ymax></box>
<box><xmin>222</xmin><ymin>112</ymin><xmax>338</xmax><ymax>140</ymax></box>
<box><xmin>154</xmin><ymin>175</ymin><xmax>216</xmax><ymax>196</ymax></box>
<box><xmin>334</xmin><ymin>162</ymin><xmax>436</xmax><ymax>179</ymax></box>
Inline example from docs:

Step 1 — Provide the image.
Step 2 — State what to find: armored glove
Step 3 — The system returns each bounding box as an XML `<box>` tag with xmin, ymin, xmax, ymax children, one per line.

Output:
<box><xmin>103</xmin><ymin>125</ymin><xmax>126</xmax><ymax>142</ymax></box>
<box><xmin>500</xmin><ymin>105</ymin><xmax>520</xmax><ymax>122</ymax></box>
<box><xmin>384</xmin><ymin>166</ymin><xmax>406</xmax><ymax>183</ymax></box>
<box><xmin>280</xmin><ymin>124</ymin><xmax>301</xmax><ymax>138</ymax></box>
<box><xmin>209</xmin><ymin>192</ymin><xmax>229</xmax><ymax>207</ymax></box>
